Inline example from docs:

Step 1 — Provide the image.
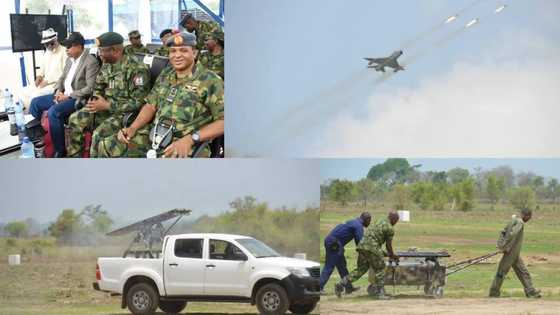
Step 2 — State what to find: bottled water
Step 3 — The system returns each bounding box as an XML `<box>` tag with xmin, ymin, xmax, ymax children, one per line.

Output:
<box><xmin>6</xmin><ymin>94</ymin><xmax>17</xmax><ymax>136</ymax></box>
<box><xmin>21</xmin><ymin>137</ymin><xmax>35</xmax><ymax>159</ymax></box>
<box><xmin>14</xmin><ymin>101</ymin><xmax>26</xmax><ymax>139</ymax></box>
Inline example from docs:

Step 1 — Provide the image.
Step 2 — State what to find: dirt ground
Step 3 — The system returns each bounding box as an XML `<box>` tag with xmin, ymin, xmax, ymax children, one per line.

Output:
<box><xmin>319</xmin><ymin>297</ymin><xmax>560</xmax><ymax>315</ymax></box>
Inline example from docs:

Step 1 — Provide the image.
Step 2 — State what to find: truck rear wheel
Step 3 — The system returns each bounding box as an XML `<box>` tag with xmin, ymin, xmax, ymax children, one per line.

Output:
<box><xmin>159</xmin><ymin>300</ymin><xmax>187</xmax><ymax>314</ymax></box>
<box><xmin>256</xmin><ymin>283</ymin><xmax>290</xmax><ymax>315</ymax></box>
<box><xmin>289</xmin><ymin>302</ymin><xmax>317</xmax><ymax>314</ymax></box>
<box><xmin>127</xmin><ymin>283</ymin><xmax>159</xmax><ymax>315</ymax></box>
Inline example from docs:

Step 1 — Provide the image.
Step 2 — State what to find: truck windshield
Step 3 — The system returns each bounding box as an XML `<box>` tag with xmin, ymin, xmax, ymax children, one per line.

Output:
<box><xmin>236</xmin><ymin>238</ymin><xmax>280</xmax><ymax>258</ymax></box>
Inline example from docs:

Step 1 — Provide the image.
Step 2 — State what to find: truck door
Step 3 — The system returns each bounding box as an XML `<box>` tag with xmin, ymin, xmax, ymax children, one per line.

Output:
<box><xmin>164</xmin><ymin>238</ymin><xmax>205</xmax><ymax>295</ymax></box>
<box><xmin>204</xmin><ymin>239</ymin><xmax>252</xmax><ymax>296</ymax></box>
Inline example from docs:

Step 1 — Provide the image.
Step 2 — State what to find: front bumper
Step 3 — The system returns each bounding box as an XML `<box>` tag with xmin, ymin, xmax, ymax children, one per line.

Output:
<box><xmin>280</xmin><ymin>274</ymin><xmax>320</xmax><ymax>304</ymax></box>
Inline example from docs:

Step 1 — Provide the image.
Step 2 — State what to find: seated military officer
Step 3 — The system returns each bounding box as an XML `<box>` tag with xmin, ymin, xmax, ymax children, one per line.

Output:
<box><xmin>66</xmin><ymin>32</ymin><xmax>151</xmax><ymax>158</ymax></box>
<box><xmin>124</xmin><ymin>30</ymin><xmax>149</xmax><ymax>55</ymax></box>
<box><xmin>155</xmin><ymin>29</ymin><xmax>173</xmax><ymax>57</ymax></box>
<box><xmin>96</xmin><ymin>32</ymin><xmax>224</xmax><ymax>158</ymax></box>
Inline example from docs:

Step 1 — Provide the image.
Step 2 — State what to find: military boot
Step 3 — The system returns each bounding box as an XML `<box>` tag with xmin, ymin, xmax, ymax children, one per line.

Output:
<box><xmin>335</xmin><ymin>277</ymin><xmax>349</xmax><ymax>298</ymax></box>
<box><xmin>489</xmin><ymin>272</ymin><xmax>505</xmax><ymax>297</ymax></box>
<box><xmin>371</xmin><ymin>286</ymin><xmax>391</xmax><ymax>300</ymax></box>
<box><xmin>525</xmin><ymin>288</ymin><xmax>542</xmax><ymax>298</ymax></box>
<box><xmin>344</xmin><ymin>282</ymin><xmax>360</xmax><ymax>294</ymax></box>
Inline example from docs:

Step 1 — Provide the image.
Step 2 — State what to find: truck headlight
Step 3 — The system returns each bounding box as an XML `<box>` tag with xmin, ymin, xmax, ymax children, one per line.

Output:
<box><xmin>287</xmin><ymin>267</ymin><xmax>310</xmax><ymax>278</ymax></box>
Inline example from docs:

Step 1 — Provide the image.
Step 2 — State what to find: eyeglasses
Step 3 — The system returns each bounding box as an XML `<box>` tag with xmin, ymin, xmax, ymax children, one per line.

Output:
<box><xmin>44</xmin><ymin>41</ymin><xmax>57</xmax><ymax>47</ymax></box>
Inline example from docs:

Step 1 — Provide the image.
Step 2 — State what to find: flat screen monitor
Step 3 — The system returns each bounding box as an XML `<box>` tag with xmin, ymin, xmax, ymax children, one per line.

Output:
<box><xmin>10</xmin><ymin>14</ymin><xmax>68</xmax><ymax>53</ymax></box>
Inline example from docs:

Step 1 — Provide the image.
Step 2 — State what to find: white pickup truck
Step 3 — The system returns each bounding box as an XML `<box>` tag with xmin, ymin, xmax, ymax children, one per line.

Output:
<box><xmin>94</xmin><ymin>233</ymin><xmax>320</xmax><ymax>315</ymax></box>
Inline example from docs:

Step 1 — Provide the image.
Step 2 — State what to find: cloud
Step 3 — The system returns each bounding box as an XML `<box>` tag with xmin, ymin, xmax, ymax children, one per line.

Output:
<box><xmin>317</xmin><ymin>32</ymin><xmax>560</xmax><ymax>157</ymax></box>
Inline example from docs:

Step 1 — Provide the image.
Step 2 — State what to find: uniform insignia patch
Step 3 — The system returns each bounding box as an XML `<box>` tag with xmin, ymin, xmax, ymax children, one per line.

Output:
<box><xmin>134</xmin><ymin>75</ymin><xmax>144</xmax><ymax>86</ymax></box>
<box><xmin>174</xmin><ymin>35</ymin><xmax>184</xmax><ymax>46</ymax></box>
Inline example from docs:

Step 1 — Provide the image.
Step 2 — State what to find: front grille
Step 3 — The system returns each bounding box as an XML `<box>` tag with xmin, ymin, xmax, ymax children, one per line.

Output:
<box><xmin>308</xmin><ymin>267</ymin><xmax>320</xmax><ymax>278</ymax></box>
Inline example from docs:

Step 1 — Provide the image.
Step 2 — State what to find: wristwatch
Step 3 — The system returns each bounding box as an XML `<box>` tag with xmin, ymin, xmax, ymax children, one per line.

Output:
<box><xmin>191</xmin><ymin>131</ymin><xmax>201</xmax><ymax>144</ymax></box>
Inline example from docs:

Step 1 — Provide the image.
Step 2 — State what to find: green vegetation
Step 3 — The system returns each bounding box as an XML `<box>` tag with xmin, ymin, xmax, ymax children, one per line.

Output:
<box><xmin>322</xmin><ymin>159</ymin><xmax>560</xmax><ymax>212</ymax></box>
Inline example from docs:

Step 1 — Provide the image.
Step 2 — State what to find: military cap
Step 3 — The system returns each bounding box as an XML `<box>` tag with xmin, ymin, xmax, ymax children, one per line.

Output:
<box><xmin>165</xmin><ymin>32</ymin><xmax>197</xmax><ymax>48</ymax></box>
<box><xmin>159</xmin><ymin>29</ymin><xmax>173</xmax><ymax>39</ymax></box>
<box><xmin>96</xmin><ymin>32</ymin><xmax>124</xmax><ymax>47</ymax></box>
<box><xmin>128</xmin><ymin>30</ymin><xmax>141</xmax><ymax>38</ymax></box>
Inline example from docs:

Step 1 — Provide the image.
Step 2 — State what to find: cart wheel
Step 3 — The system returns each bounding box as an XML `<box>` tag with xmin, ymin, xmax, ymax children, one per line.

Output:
<box><xmin>433</xmin><ymin>286</ymin><xmax>444</xmax><ymax>298</ymax></box>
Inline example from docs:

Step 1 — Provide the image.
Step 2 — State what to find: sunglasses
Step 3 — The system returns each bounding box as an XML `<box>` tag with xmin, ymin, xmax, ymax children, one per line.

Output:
<box><xmin>44</xmin><ymin>41</ymin><xmax>57</xmax><ymax>47</ymax></box>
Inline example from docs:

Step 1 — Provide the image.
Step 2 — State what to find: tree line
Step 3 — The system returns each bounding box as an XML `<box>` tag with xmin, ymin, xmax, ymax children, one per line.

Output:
<box><xmin>322</xmin><ymin>159</ymin><xmax>560</xmax><ymax>212</ymax></box>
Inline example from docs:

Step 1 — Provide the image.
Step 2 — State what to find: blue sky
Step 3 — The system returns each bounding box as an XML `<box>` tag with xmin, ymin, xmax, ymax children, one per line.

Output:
<box><xmin>320</xmin><ymin>158</ymin><xmax>560</xmax><ymax>182</ymax></box>
<box><xmin>0</xmin><ymin>160</ymin><xmax>319</xmax><ymax>223</ymax></box>
<box><xmin>227</xmin><ymin>0</ymin><xmax>560</xmax><ymax>157</ymax></box>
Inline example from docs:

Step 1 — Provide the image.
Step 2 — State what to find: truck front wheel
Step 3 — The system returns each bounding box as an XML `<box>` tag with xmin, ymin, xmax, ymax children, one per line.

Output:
<box><xmin>126</xmin><ymin>283</ymin><xmax>159</xmax><ymax>315</ymax></box>
<box><xmin>289</xmin><ymin>302</ymin><xmax>317</xmax><ymax>314</ymax></box>
<box><xmin>159</xmin><ymin>300</ymin><xmax>187</xmax><ymax>314</ymax></box>
<box><xmin>256</xmin><ymin>283</ymin><xmax>290</xmax><ymax>315</ymax></box>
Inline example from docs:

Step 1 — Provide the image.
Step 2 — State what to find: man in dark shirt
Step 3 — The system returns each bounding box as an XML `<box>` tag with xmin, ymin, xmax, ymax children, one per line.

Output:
<box><xmin>320</xmin><ymin>212</ymin><xmax>372</xmax><ymax>294</ymax></box>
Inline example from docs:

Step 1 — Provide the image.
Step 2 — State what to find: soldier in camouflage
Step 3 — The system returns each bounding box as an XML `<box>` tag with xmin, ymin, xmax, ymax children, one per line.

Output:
<box><xmin>198</xmin><ymin>29</ymin><xmax>224</xmax><ymax>79</ymax></box>
<box><xmin>96</xmin><ymin>32</ymin><xmax>224</xmax><ymax>158</ymax></box>
<box><xmin>155</xmin><ymin>29</ymin><xmax>173</xmax><ymax>57</ymax></box>
<box><xmin>335</xmin><ymin>211</ymin><xmax>400</xmax><ymax>299</ymax></box>
<box><xmin>489</xmin><ymin>208</ymin><xmax>541</xmax><ymax>298</ymax></box>
<box><xmin>124</xmin><ymin>30</ymin><xmax>149</xmax><ymax>55</ymax></box>
<box><xmin>66</xmin><ymin>32</ymin><xmax>151</xmax><ymax>157</ymax></box>
<box><xmin>180</xmin><ymin>13</ymin><xmax>223</xmax><ymax>51</ymax></box>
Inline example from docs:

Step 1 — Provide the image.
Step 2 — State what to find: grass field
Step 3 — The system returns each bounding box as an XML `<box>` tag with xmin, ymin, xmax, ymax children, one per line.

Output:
<box><xmin>320</xmin><ymin>201</ymin><xmax>560</xmax><ymax>314</ymax></box>
<box><xmin>0</xmin><ymin>239</ymin><xmax>319</xmax><ymax>315</ymax></box>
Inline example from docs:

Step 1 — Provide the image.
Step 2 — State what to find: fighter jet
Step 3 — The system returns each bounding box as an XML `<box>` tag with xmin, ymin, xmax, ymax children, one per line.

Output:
<box><xmin>364</xmin><ymin>51</ymin><xmax>405</xmax><ymax>72</ymax></box>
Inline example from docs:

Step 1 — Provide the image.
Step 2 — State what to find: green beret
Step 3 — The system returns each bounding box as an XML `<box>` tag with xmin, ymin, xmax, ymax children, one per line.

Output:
<box><xmin>96</xmin><ymin>32</ymin><xmax>124</xmax><ymax>47</ymax></box>
<box><xmin>165</xmin><ymin>32</ymin><xmax>197</xmax><ymax>48</ymax></box>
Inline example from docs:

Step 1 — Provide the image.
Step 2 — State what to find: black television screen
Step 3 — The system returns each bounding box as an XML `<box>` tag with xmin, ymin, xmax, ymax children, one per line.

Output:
<box><xmin>10</xmin><ymin>14</ymin><xmax>68</xmax><ymax>53</ymax></box>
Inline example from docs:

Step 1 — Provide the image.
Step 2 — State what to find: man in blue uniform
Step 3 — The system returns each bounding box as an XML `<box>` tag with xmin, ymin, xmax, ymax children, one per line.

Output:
<box><xmin>320</xmin><ymin>212</ymin><xmax>372</xmax><ymax>294</ymax></box>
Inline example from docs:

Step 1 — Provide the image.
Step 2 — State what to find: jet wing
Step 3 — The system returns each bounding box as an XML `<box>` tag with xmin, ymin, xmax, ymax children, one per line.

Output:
<box><xmin>364</xmin><ymin>57</ymin><xmax>387</xmax><ymax>65</ymax></box>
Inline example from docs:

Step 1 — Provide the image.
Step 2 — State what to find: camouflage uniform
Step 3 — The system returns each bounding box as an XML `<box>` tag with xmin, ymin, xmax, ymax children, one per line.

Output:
<box><xmin>124</xmin><ymin>44</ymin><xmax>149</xmax><ymax>55</ymax></box>
<box><xmin>198</xmin><ymin>50</ymin><xmax>224</xmax><ymax>79</ymax></box>
<box><xmin>66</xmin><ymin>53</ymin><xmax>151</xmax><ymax>157</ymax></box>
<box><xmin>347</xmin><ymin>218</ymin><xmax>394</xmax><ymax>286</ymax></box>
<box><xmin>96</xmin><ymin>63</ymin><xmax>224</xmax><ymax>158</ymax></box>
<box><xmin>155</xmin><ymin>45</ymin><xmax>169</xmax><ymax>57</ymax></box>
<box><xmin>194</xmin><ymin>21</ymin><xmax>222</xmax><ymax>51</ymax></box>
<box><xmin>489</xmin><ymin>217</ymin><xmax>540</xmax><ymax>297</ymax></box>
